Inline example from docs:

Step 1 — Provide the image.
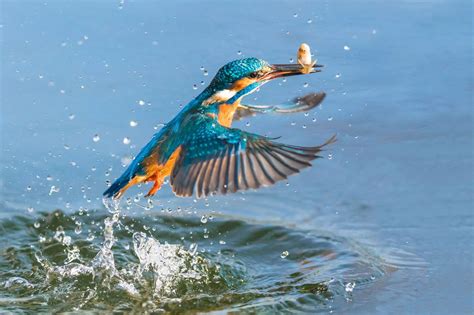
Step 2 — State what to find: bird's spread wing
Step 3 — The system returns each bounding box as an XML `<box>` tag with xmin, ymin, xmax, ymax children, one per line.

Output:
<box><xmin>234</xmin><ymin>92</ymin><xmax>326</xmax><ymax>120</ymax></box>
<box><xmin>170</xmin><ymin>116</ymin><xmax>335</xmax><ymax>198</ymax></box>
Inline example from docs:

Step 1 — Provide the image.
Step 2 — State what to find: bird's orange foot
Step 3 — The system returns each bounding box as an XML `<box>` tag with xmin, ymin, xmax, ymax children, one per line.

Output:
<box><xmin>145</xmin><ymin>179</ymin><xmax>163</xmax><ymax>197</ymax></box>
<box><xmin>114</xmin><ymin>175</ymin><xmax>146</xmax><ymax>199</ymax></box>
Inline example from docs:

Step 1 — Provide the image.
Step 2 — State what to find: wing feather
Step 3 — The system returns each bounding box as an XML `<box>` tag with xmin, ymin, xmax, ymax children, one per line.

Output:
<box><xmin>170</xmin><ymin>116</ymin><xmax>335</xmax><ymax>198</ymax></box>
<box><xmin>239</xmin><ymin>151</ymin><xmax>250</xmax><ymax>190</ymax></box>
<box><xmin>199</xmin><ymin>161</ymin><xmax>212</xmax><ymax>196</ymax></box>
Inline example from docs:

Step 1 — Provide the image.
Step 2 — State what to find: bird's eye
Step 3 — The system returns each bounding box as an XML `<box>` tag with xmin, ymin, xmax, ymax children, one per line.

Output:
<box><xmin>249</xmin><ymin>72</ymin><xmax>260</xmax><ymax>79</ymax></box>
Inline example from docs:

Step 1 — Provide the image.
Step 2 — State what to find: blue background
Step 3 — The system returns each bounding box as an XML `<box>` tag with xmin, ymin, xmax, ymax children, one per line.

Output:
<box><xmin>1</xmin><ymin>1</ymin><xmax>472</xmax><ymax>313</ymax></box>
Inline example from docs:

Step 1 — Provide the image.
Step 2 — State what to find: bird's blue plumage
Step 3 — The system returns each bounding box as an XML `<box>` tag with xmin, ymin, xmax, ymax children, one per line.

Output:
<box><xmin>103</xmin><ymin>56</ymin><xmax>333</xmax><ymax>199</ymax></box>
<box><xmin>208</xmin><ymin>58</ymin><xmax>269</xmax><ymax>91</ymax></box>
<box><xmin>169</xmin><ymin>114</ymin><xmax>335</xmax><ymax>197</ymax></box>
<box><xmin>103</xmin><ymin>132</ymin><xmax>163</xmax><ymax>198</ymax></box>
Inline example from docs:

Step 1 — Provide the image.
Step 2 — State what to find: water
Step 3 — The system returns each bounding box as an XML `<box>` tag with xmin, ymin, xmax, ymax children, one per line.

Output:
<box><xmin>0</xmin><ymin>206</ymin><xmax>388</xmax><ymax>313</ymax></box>
<box><xmin>1</xmin><ymin>0</ymin><xmax>472</xmax><ymax>313</ymax></box>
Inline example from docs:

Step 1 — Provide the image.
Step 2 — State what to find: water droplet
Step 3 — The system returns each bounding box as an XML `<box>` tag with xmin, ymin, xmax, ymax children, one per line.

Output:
<box><xmin>138</xmin><ymin>100</ymin><xmax>145</xmax><ymax>106</ymax></box>
<box><xmin>328</xmin><ymin>154</ymin><xmax>333</xmax><ymax>160</ymax></box>
<box><xmin>200</xmin><ymin>66</ymin><xmax>205</xmax><ymax>71</ymax></box>
<box><xmin>219</xmin><ymin>240</ymin><xmax>226</xmax><ymax>245</ymax></box>
<box><xmin>302</xmin><ymin>124</ymin><xmax>307</xmax><ymax>129</ymax></box>
<box><xmin>290</xmin><ymin>121</ymin><xmax>296</xmax><ymax>126</ymax></box>
<box><xmin>27</xmin><ymin>207</ymin><xmax>34</xmax><ymax>213</ymax></box>
<box><xmin>46</xmin><ymin>175</ymin><xmax>53</xmax><ymax>181</ymax></box>
<box><xmin>372</xmin><ymin>29</ymin><xmax>377</xmax><ymax>35</ymax></box>
<box><xmin>344</xmin><ymin>45</ymin><xmax>351</xmax><ymax>51</ymax></box>
<box><xmin>293</xmin><ymin>13</ymin><xmax>298</xmax><ymax>18</ymax></box>
<box><xmin>237</xmin><ymin>50</ymin><xmax>242</xmax><ymax>55</ymax></box>
<box><xmin>123</xmin><ymin>137</ymin><xmax>131</xmax><ymax>145</ymax></box>
<box><xmin>92</xmin><ymin>134</ymin><xmax>100</xmax><ymax>142</ymax></box>
<box><xmin>49</xmin><ymin>185</ymin><xmax>60</xmax><ymax>195</ymax></box>
<box><xmin>335</xmin><ymin>73</ymin><xmax>341</xmax><ymax>79</ymax></box>
<box><xmin>200</xmin><ymin>215</ymin><xmax>208</xmax><ymax>224</ymax></box>
<box><xmin>63</xmin><ymin>144</ymin><xmax>70</xmax><ymax>150</ymax></box>
<box><xmin>26</xmin><ymin>186</ymin><xmax>32</xmax><ymax>191</ymax></box>
<box><xmin>289</xmin><ymin>58</ymin><xmax>294</xmax><ymax>63</ymax></box>
<box><xmin>303</xmin><ymin>82</ymin><xmax>309</xmax><ymax>88</ymax></box>
<box><xmin>192</xmin><ymin>84</ymin><xmax>198</xmax><ymax>90</ymax></box>
<box><xmin>68</xmin><ymin>114</ymin><xmax>75</xmax><ymax>120</ymax></box>
<box><xmin>280</xmin><ymin>250</ymin><xmax>289</xmax><ymax>258</ymax></box>
<box><xmin>34</xmin><ymin>222</ymin><xmax>40</xmax><ymax>229</ymax></box>
<box><xmin>328</xmin><ymin>116</ymin><xmax>333</xmax><ymax>121</ymax></box>
<box><xmin>245</xmin><ymin>122</ymin><xmax>251</xmax><ymax>127</ymax></box>
<box><xmin>307</xmin><ymin>19</ymin><xmax>313</xmax><ymax>24</ymax></box>
<box><xmin>189</xmin><ymin>243</ymin><xmax>198</xmax><ymax>255</ymax></box>
<box><xmin>147</xmin><ymin>198</ymin><xmax>154</xmax><ymax>209</ymax></box>
<box><xmin>345</xmin><ymin>282</ymin><xmax>356</xmax><ymax>292</ymax></box>
<box><xmin>203</xmin><ymin>70</ymin><xmax>208</xmax><ymax>76</ymax></box>
<box><xmin>129</xmin><ymin>120</ymin><xmax>138</xmax><ymax>127</ymax></box>
<box><xmin>74</xmin><ymin>225</ymin><xmax>82</xmax><ymax>234</ymax></box>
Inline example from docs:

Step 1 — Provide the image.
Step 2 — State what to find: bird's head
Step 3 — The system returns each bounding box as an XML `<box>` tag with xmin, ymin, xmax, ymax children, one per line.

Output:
<box><xmin>203</xmin><ymin>57</ymin><xmax>322</xmax><ymax>105</ymax></box>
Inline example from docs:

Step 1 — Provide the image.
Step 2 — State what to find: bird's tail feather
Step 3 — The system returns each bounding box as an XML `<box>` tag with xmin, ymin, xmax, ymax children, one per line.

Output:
<box><xmin>103</xmin><ymin>167</ymin><xmax>133</xmax><ymax>198</ymax></box>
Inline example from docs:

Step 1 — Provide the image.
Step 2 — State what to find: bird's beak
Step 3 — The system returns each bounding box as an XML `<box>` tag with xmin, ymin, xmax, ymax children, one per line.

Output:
<box><xmin>263</xmin><ymin>63</ymin><xmax>323</xmax><ymax>80</ymax></box>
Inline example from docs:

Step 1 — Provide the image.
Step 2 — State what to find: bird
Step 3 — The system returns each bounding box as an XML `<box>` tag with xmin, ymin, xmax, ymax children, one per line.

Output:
<box><xmin>103</xmin><ymin>57</ymin><xmax>335</xmax><ymax>199</ymax></box>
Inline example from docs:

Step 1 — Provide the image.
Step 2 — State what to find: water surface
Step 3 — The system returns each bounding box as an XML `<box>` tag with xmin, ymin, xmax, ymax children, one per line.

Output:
<box><xmin>1</xmin><ymin>0</ymin><xmax>472</xmax><ymax>313</ymax></box>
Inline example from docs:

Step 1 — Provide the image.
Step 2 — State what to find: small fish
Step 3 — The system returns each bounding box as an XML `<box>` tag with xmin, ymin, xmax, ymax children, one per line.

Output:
<box><xmin>297</xmin><ymin>43</ymin><xmax>317</xmax><ymax>74</ymax></box>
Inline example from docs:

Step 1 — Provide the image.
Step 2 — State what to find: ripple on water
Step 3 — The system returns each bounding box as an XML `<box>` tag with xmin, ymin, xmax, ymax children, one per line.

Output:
<box><xmin>0</xmin><ymin>209</ymin><xmax>387</xmax><ymax>313</ymax></box>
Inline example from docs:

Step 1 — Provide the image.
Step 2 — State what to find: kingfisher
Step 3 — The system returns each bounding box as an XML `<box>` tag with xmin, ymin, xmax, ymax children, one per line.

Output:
<box><xmin>103</xmin><ymin>57</ymin><xmax>335</xmax><ymax>199</ymax></box>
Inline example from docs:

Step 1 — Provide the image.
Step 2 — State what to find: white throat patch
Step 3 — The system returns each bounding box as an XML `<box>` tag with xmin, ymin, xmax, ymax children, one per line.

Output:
<box><xmin>203</xmin><ymin>89</ymin><xmax>237</xmax><ymax>105</ymax></box>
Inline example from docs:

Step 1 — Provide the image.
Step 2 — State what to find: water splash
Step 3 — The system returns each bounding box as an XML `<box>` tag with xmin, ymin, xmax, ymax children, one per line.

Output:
<box><xmin>133</xmin><ymin>232</ymin><xmax>217</xmax><ymax>296</ymax></box>
<box><xmin>0</xmin><ymin>208</ymin><xmax>391</xmax><ymax>313</ymax></box>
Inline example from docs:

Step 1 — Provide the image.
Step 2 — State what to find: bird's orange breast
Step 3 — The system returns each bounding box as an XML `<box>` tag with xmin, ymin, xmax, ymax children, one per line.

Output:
<box><xmin>216</xmin><ymin>77</ymin><xmax>258</xmax><ymax>127</ymax></box>
<box><xmin>217</xmin><ymin>102</ymin><xmax>239</xmax><ymax>127</ymax></box>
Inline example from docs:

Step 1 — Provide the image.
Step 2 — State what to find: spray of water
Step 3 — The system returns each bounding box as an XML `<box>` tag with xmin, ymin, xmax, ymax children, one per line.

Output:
<box><xmin>0</xmin><ymin>201</ymin><xmax>391</xmax><ymax>312</ymax></box>
<box><xmin>24</xmin><ymin>197</ymin><xmax>227</xmax><ymax>312</ymax></box>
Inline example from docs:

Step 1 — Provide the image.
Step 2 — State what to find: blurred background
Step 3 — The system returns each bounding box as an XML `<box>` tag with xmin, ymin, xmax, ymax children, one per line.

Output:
<box><xmin>0</xmin><ymin>0</ymin><xmax>472</xmax><ymax>313</ymax></box>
